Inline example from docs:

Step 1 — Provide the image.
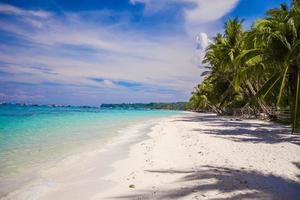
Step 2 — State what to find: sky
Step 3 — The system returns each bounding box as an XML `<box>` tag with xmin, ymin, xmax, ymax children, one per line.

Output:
<box><xmin>0</xmin><ymin>0</ymin><xmax>289</xmax><ymax>105</ymax></box>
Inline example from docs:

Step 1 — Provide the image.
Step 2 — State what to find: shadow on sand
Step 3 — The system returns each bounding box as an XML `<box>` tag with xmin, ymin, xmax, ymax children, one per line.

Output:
<box><xmin>112</xmin><ymin>165</ymin><xmax>300</xmax><ymax>200</ymax></box>
<box><xmin>174</xmin><ymin>114</ymin><xmax>300</xmax><ymax>146</ymax></box>
<box><xmin>111</xmin><ymin>114</ymin><xmax>300</xmax><ymax>200</ymax></box>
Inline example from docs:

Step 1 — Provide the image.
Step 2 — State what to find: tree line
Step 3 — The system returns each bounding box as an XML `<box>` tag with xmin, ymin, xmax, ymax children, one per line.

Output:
<box><xmin>101</xmin><ymin>102</ymin><xmax>187</xmax><ymax>110</ymax></box>
<box><xmin>188</xmin><ymin>0</ymin><xmax>300</xmax><ymax>133</ymax></box>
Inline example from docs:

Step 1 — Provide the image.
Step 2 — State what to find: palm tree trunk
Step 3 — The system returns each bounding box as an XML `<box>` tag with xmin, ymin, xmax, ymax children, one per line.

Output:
<box><xmin>245</xmin><ymin>80</ymin><xmax>274</xmax><ymax>117</ymax></box>
<box><xmin>290</xmin><ymin>65</ymin><xmax>300</xmax><ymax>134</ymax></box>
<box><xmin>244</xmin><ymin>87</ymin><xmax>259</xmax><ymax>117</ymax></box>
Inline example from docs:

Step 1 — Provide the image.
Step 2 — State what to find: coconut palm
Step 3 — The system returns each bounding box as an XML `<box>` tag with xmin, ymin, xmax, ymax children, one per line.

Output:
<box><xmin>201</xmin><ymin>18</ymin><xmax>246</xmax><ymax>113</ymax></box>
<box><xmin>189</xmin><ymin>0</ymin><xmax>300</xmax><ymax>133</ymax></box>
<box><xmin>240</xmin><ymin>0</ymin><xmax>300</xmax><ymax>133</ymax></box>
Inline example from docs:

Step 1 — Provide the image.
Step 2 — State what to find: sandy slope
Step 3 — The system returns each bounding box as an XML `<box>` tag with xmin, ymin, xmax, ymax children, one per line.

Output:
<box><xmin>98</xmin><ymin>112</ymin><xmax>300</xmax><ymax>200</ymax></box>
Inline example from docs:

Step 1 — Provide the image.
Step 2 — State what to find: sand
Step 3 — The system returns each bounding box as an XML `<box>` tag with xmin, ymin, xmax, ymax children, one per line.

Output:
<box><xmin>2</xmin><ymin>112</ymin><xmax>300</xmax><ymax>200</ymax></box>
<box><xmin>98</xmin><ymin>112</ymin><xmax>300</xmax><ymax>200</ymax></box>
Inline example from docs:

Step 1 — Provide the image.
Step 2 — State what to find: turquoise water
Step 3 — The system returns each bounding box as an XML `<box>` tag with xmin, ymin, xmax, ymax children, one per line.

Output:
<box><xmin>0</xmin><ymin>104</ymin><xmax>179</xmax><ymax>179</ymax></box>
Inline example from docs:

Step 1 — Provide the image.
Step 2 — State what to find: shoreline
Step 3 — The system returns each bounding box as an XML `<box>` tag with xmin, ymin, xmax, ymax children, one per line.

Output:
<box><xmin>2</xmin><ymin>112</ymin><xmax>300</xmax><ymax>199</ymax></box>
<box><xmin>0</xmin><ymin>116</ymin><xmax>179</xmax><ymax>200</ymax></box>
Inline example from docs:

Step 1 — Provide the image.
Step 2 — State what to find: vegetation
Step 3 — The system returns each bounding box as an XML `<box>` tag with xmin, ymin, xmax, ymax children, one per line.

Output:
<box><xmin>101</xmin><ymin>102</ymin><xmax>187</xmax><ymax>110</ymax></box>
<box><xmin>188</xmin><ymin>0</ymin><xmax>300</xmax><ymax>133</ymax></box>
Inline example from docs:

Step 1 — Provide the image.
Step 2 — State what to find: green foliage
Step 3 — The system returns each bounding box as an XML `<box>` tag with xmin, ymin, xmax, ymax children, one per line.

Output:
<box><xmin>189</xmin><ymin>0</ymin><xmax>300</xmax><ymax>133</ymax></box>
<box><xmin>100</xmin><ymin>102</ymin><xmax>188</xmax><ymax>110</ymax></box>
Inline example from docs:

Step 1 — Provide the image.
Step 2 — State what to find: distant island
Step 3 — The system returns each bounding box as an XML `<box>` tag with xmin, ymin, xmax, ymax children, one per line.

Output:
<box><xmin>100</xmin><ymin>102</ymin><xmax>187</xmax><ymax>110</ymax></box>
<box><xmin>1</xmin><ymin>102</ymin><xmax>188</xmax><ymax>110</ymax></box>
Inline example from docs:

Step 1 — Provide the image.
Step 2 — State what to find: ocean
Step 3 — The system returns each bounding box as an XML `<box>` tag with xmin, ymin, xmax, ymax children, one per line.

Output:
<box><xmin>0</xmin><ymin>104</ymin><xmax>179</xmax><ymax>183</ymax></box>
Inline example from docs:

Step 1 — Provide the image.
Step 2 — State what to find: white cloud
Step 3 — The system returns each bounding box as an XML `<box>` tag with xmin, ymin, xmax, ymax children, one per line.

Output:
<box><xmin>130</xmin><ymin>0</ymin><xmax>239</xmax><ymax>36</ymax></box>
<box><xmin>0</xmin><ymin>9</ymin><xmax>200</xmax><ymax>95</ymax></box>
<box><xmin>194</xmin><ymin>32</ymin><xmax>212</xmax><ymax>67</ymax></box>
<box><xmin>196</xmin><ymin>32</ymin><xmax>211</xmax><ymax>50</ymax></box>
<box><xmin>0</xmin><ymin>3</ymin><xmax>52</xmax><ymax>18</ymax></box>
<box><xmin>183</xmin><ymin>0</ymin><xmax>239</xmax><ymax>23</ymax></box>
<box><xmin>101</xmin><ymin>80</ymin><xmax>120</xmax><ymax>89</ymax></box>
<box><xmin>130</xmin><ymin>0</ymin><xmax>239</xmax><ymax>23</ymax></box>
<box><xmin>129</xmin><ymin>0</ymin><xmax>238</xmax><ymax>67</ymax></box>
<box><xmin>0</xmin><ymin>1</ymin><xmax>240</xmax><ymax>104</ymax></box>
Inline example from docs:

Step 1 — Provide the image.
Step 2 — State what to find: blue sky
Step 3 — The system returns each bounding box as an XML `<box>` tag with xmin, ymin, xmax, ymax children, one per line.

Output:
<box><xmin>0</xmin><ymin>0</ymin><xmax>289</xmax><ymax>105</ymax></box>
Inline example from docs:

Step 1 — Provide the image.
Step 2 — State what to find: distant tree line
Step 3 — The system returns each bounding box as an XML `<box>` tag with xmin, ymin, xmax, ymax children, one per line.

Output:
<box><xmin>100</xmin><ymin>102</ymin><xmax>188</xmax><ymax>110</ymax></box>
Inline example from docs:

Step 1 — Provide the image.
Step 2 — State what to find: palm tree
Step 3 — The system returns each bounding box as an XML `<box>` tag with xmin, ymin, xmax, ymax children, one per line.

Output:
<box><xmin>202</xmin><ymin>18</ymin><xmax>260</xmax><ymax>114</ymax></box>
<box><xmin>204</xmin><ymin>19</ymin><xmax>244</xmax><ymax>82</ymax></box>
<box><xmin>241</xmin><ymin>0</ymin><xmax>300</xmax><ymax>133</ymax></box>
<box><xmin>189</xmin><ymin>0</ymin><xmax>300</xmax><ymax>133</ymax></box>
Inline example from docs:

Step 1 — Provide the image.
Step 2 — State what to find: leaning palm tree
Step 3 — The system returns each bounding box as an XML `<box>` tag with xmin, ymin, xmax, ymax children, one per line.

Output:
<box><xmin>202</xmin><ymin>18</ymin><xmax>246</xmax><ymax>112</ymax></box>
<box><xmin>241</xmin><ymin>0</ymin><xmax>300</xmax><ymax>133</ymax></box>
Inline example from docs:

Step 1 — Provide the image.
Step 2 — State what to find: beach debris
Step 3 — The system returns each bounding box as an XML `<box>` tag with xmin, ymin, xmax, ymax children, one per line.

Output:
<box><xmin>129</xmin><ymin>184</ymin><xmax>135</xmax><ymax>188</ymax></box>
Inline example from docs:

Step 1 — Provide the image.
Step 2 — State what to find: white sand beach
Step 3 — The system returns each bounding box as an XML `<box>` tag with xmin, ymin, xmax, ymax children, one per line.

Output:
<box><xmin>97</xmin><ymin>112</ymin><xmax>300</xmax><ymax>200</ymax></box>
<box><xmin>2</xmin><ymin>112</ymin><xmax>300</xmax><ymax>200</ymax></box>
